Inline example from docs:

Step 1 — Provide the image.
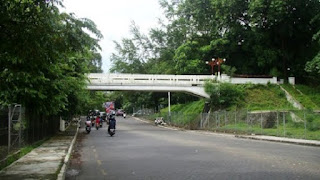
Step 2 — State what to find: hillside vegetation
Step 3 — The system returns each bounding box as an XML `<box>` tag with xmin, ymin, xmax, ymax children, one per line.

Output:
<box><xmin>158</xmin><ymin>84</ymin><xmax>295</xmax><ymax>114</ymax></box>
<box><xmin>281</xmin><ymin>84</ymin><xmax>320</xmax><ymax>110</ymax></box>
<box><xmin>149</xmin><ymin>84</ymin><xmax>294</xmax><ymax>128</ymax></box>
<box><xmin>160</xmin><ymin>99</ymin><xmax>205</xmax><ymax>114</ymax></box>
<box><xmin>239</xmin><ymin>84</ymin><xmax>294</xmax><ymax>111</ymax></box>
<box><xmin>108</xmin><ymin>0</ymin><xmax>320</xmax><ymax>113</ymax></box>
<box><xmin>147</xmin><ymin>84</ymin><xmax>320</xmax><ymax>140</ymax></box>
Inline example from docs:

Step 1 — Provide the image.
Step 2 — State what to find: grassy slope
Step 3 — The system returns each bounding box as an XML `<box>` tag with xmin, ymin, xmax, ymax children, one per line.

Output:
<box><xmin>294</xmin><ymin>85</ymin><xmax>320</xmax><ymax>109</ymax></box>
<box><xmin>281</xmin><ymin>84</ymin><xmax>320</xmax><ymax>110</ymax></box>
<box><xmin>145</xmin><ymin>99</ymin><xmax>205</xmax><ymax>127</ymax></box>
<box><xmin>160</xmin><ymin>99</ymin><xmax>205</xmax><ymax>114</ymax></box>
<box><xmin>158</xmin><ymin>84</ymin><xmax>320</xmax><ymax>113</ymax></box>
<box><xmin>158</xmin><ymin>85</ymin><xmax>295</xmax><ymax>114</ymax></box>
<box><xmin>232</xmin><ymin>84</ymin><xmax>294</xmax><ymax>111</ymax></box>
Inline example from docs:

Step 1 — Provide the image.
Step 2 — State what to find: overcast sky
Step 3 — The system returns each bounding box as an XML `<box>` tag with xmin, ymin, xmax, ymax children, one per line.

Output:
<box><xmin>62</xmin><ymin>0</ymin><xmax>164</xmax><ymax>72</ymax></box>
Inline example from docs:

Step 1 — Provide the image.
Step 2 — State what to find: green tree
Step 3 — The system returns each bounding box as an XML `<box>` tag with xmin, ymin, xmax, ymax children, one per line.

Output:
<box><xmin>173</xmin><ymin>41</ymin><xmax>205</xmax><ymax>74</ymax></box>
<box><xmin>204</xmin><ymin>81</ymin><xmax>244</xmax><ymax>110</ymax></box>
<box><xmin>0</xmin><ymin>0</ymin><xmax>103</xmax><ymax>117</ymax></box>
<box><xmin>305</xmin><ymin>11</ymin><xmax>320</xmax><ymax>78</ymax></box>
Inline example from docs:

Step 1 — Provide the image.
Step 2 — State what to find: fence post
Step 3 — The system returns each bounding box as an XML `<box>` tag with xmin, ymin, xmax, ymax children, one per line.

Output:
<box><xmin>207</xmin><ymin>113</ymin><xmax>210</xmax><ymax>130</ymax></box>
<box><xmin>260</xmin><ymin>112</ymin><xmax>263</xmax><ymax>135</ymax></box>
<box><xmin>246</xmin><ymin>109</ymin><xmax>250</xmax><ymax>134</ymax></box>
<box><xmin>234</xmin><ymin>110</ymin><xmax>237</xmax><ymax>129</ymax></box>
<box><xmin>19</xmin><ymin>106</ymin><xmax>22</xmax><ymax>148</ymax></box>
<box><xmin>200</xmin><ymin>113</ymin><xmax>203</xmax><ymax>129</ymax></box>
<box><xmin>218</xmin><ymin>112</ymin><xmax>220</xmax><ymax>129</ymax></box>
<box><xmin>8</xmin><ymin>105</ymin><xmax>11</xmax><ymax>154</ymax></box>
<box><xmin>225</xmin><ymin>110</ymin><xmax>227</xmax><ymax>127</ymax></box>
<box><xmin>283</xmin><ymin>112</ymin><xmax>286</xmax><ymax>137</ymax></box>
<box><xmin>304</xmin><ymin>110</ymin><xmax>306</xmax><ymax>139</ymax></box>
<box><xmin>276</xmin><ymin>111</ymin><xmax>279</xmax><ymax>137</ymax></box>
<box><xmin>216</xmin><ymin>111</ymin><xmax>219</xmax><ymax>130</ymax></box>
<box><xmin>188</xmin><ymin>114</ymin><xmax>191</xmax><ymax>130</ymax></box>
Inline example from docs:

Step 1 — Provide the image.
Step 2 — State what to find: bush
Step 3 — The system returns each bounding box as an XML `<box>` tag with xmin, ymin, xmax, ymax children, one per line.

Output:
<box><xmin>205</xmin><ymin>81</ymin><xmax>244</xmax><ymax>110</ymax></box>
<box><xmin>307</xmin><ymin>121</ymin><xmax>320</xmax><ymax>131</ymax></box>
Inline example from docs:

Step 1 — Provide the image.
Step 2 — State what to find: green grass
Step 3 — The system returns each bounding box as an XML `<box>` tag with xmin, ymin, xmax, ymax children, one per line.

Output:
<box><xmin>146</xmin><ymin>99</ymin><xmax>205</xmax><ymax>128</ymax></box>
<box><xmin>295</xmin><ymin>85</ymin><xmax>320</xmax><ymax>109</ymax></box>
<box><xmin>0</xmin><ymin>139</ymin><xmax>47</xmax><ymax>170</ymax></box>
<box><xmin>230</xmin><ymin>84</ymin><xmax>294</xmax><ymax>111</ymax></box>
<box><xmin>281</xmin><ymin>84</ymin><xmax>320</xmax><ymax>110</ymax></box>
<box><xmin>143</xmin><ymin>84</ymin><xmax>320</xmax><ymax>140</ymax></box>
<box><xmin>160</xmin><ymin>99</ymin><xmax>205</xmax><ymax>114</ymax></box>
<box><xmin>201</xmin><ymin>111</ymin><xmax>320</xmax><ymax>140</ymax></box>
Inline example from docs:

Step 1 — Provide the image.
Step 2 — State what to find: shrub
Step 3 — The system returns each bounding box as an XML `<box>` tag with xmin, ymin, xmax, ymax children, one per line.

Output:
<box><xmin>205</xmin><ymin>81</ymin><xmax>244</xmax><ymax>110</ymax></box>
<box><xmin>307</xmin><ymin>121</ymin><xmax>320</xmax><ymax>131</ymax></box>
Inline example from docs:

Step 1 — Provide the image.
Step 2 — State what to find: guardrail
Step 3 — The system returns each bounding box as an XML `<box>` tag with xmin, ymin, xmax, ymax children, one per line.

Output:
<box><xmin>87</xmin><ymin>73</ymin><xmax>277</xmax><ymax>86</ymax></box>
<box><xmin>88</xmin><ymin>73</ymin><xmax>215</xmax><ymax>86</ymax></box>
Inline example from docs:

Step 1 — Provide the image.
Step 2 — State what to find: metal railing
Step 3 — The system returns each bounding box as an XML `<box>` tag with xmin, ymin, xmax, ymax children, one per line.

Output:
<box><xmin>87</xmin><ymin>73</ymin><xmax>277</xmax><ymax>86</ymax></box>
<box><xmin>88</xmin><ymin>73</ymin><xmax>214</xmax><ymax>86</ymax></box>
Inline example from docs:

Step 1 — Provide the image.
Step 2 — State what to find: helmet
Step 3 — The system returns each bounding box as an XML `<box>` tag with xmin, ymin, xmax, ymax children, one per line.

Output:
<box><xmin>109</xmin><ymin>110</ymin><xmax>116</xmax><ymax>119</ymax></box>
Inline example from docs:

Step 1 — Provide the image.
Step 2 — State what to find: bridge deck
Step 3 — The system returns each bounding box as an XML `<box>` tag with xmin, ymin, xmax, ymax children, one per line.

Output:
<box><xmin>86</xmin><ymin>73</ymin><xmax>277</xmax><ymax>98</ymax></box>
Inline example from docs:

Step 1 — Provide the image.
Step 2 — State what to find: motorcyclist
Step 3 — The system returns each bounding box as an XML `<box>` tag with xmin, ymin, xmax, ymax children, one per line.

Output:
<box><xmin>96</xmin><ymin>115</ymin><xmax>101</xmax><ymax>127</ymax></box>
<box><xmin>108</xmin><ymin>111</ymin><xmax>116</xmax><ymax>133</ymax></box>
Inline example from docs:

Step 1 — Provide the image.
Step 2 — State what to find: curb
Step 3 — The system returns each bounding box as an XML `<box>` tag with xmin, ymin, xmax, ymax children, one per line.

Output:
<box><xmin>235</xmin><ymin>135</ymin><xmax>320</xmax><ymax>147</ymax></box>
<box><xmin>57</xmin><ymin>126</ymin><xmax>79</xmax><ymax>180</ymax></box>
<box><xmin>131</xmin><ymin>116</ymin><xmax>150</xmax><ymax>124</ymax></box>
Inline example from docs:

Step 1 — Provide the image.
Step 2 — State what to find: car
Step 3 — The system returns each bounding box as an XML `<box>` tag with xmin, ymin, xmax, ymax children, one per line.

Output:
<box><xmin>116</xmin><ymin>109</ymin><xmax>124</xmax><ymax>116</ymax></box>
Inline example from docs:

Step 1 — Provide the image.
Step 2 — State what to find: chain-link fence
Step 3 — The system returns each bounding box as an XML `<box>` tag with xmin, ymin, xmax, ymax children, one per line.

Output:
<box><xmin>144</xmin><ymin>109</ymin><xmax>320</xmax><ymax>140</ymax></box>
<box><xmin>0</xmin><ymin>105</ymin><xmax>60</xmax><ymax>166</ymax></box>
<box><xmin>132</xmin><ymin>108</ymin><xmax>156</xmax><ymax>116</ymax></box>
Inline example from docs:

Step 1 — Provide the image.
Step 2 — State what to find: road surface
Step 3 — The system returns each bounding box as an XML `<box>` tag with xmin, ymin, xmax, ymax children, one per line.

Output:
<box><xmin>66</xmin><ymin>116</ymin><xmax>320</xmax><ymax>180</ymax></box>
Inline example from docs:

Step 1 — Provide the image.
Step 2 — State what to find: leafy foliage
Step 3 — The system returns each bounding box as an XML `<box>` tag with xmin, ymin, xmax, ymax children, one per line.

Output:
<box><xmin>204</xmin><ymin>81</ymin><xmax>244</xmax><ymax>110</ymax></box>
<box><xmin>108</xmin><ymin>0</ymin><xmax>320</xmax><ymax>111</ymax></box>
<box><xmin>110</xmin><ymin>0</ymin><xmax>320</xmax><ymax>79</ymax></box>
<box><xmin>0</xmin><ymin>0</ymin><xmax>103</xmax><ymax>117</ymax></box>
<box><xmin>305</xmin><ymin>52</ymin><xmax>320</xmax><ymax>75</ymax></box>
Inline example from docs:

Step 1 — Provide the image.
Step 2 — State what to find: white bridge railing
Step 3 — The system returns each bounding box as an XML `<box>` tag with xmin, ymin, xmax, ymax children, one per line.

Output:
<box><xmin>87</xmin><ymin>73</ymin><xmax>278</xmax><ymax>86</ymax></box>
<box><xmin>87</xmin><ymin>73</ymin><xmax>279</xmax><ymax>98</ymax></box>
<box><xmin>88</xmin><ymin>73</ymin><xmax>216</xmax><ymax>86</ymax></box>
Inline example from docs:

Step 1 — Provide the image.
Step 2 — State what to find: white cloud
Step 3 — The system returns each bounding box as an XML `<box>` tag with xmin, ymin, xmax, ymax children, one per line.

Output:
<box><xmin>62</xmin><ymin>0</ymin><xmax>164</xmax><ymax>72</ymax></box>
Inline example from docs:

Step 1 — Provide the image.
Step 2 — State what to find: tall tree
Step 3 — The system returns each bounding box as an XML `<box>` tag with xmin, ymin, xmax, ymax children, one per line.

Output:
<box><xmin>0</xmin><ymin>0</ymin><xmax>103</xmax><ymax>116</ymax></box>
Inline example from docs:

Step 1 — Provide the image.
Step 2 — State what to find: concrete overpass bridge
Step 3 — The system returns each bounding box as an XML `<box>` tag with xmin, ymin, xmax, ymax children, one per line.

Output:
<box><xmin>87</xmin><ymin>73</ymin><xmax>278</xmax><ymax>99</ymax></box>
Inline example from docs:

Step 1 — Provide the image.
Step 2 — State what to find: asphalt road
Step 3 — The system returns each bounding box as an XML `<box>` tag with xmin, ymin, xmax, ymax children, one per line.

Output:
<box><xmin>66</xmin><ymin>116</ymin><xmax>320</xmax><ymax>180</ymax></box>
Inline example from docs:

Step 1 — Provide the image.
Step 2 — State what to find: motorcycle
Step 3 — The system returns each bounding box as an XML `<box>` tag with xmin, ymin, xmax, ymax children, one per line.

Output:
<box><xmin>108</xmin><ymin>118</ymin><xmax>116</xmax><ymax>136</ymax></box>
<box><xmin>91</xmin><ymin>116</ymin><xmax>95</xmax><ymax>127</ymax></box>
<box><xmin>85</xmin><ymin>120</ymin><xmax>91</xmax><ymax>133</ymax></box>
<box><xmin>155</xmin><ymin>117</ymin><xmax>166</xmax><ymax>126</ymax></box>
<box><xmin>95</xmin><ymin>119</ymin><xmax>100</xmax><ymax>130</ymax></box>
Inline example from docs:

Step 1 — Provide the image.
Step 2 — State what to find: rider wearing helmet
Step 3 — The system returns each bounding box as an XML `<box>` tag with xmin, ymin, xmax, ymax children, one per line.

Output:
<box><xmin>108</xmin><ymin>111</ymin><xmax>116</xmax><ymax>133</ymax></box>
